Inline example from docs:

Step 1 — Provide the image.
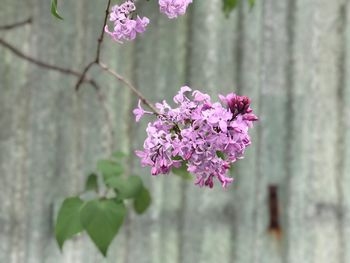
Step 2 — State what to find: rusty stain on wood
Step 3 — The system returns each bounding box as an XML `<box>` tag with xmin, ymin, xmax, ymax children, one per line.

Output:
<box><xmin>268</xmin><ymin>185</ymin><xmax>281</xmax><ymax>239</ymax></box>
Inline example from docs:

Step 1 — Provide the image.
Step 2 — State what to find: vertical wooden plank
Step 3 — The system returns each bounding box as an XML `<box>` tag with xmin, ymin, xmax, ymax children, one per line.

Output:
<box><xmin>0</xmin><ymin>1</ymin><xmax>32</xmax><ymax>263</ymax></box>
<box><xmin>179</xmin><ymin>1</ymin><xmax>238</xmax><ymax>263</ymax></box>
<box><xmin>244</xmin><ymin>0</ymin><xmax>292</xmax><ymax>262</ymax></box>
<box><xmin>287</xmin><ymin>0</ymin><xmax>345</xmax><ymax>263</ymax></box>
<box><xmin>40</xmin><ymin>1</ymin><xmax>95</xmax><ymax>262</ymax></box>
<box><xmin>284</xmin><ymin>0</ymin><xmax>313</xmax><ymax>261</ymax></box>
<box><xmin>24</xmin><ymin>0</ymin><xmax>62</xmax><ymax>261</ymax></box>
<box><xmin>231</xmin><ymin>1</ymin><xmax>262</xmax><ymax>263</ymax></box>
<box><xmin>340</xmin><ymin>1</ymin><xmax>350</xmax><ymax>262</ymax></box>
<box><xmin>128</xmin><ymin>1</ymin><xmax>188</xmax><ymax>263</ymax></box>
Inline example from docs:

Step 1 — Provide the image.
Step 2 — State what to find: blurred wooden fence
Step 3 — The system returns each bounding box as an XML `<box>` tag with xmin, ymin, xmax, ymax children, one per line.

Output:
<box><xmin>1</xmin><ymin>0</ymin><xmax>350</xmax><ymax>262</ymax></box>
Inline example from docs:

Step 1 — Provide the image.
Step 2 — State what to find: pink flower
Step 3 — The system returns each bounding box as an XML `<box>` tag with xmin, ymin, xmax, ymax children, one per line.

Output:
<box><xmin>173</xmin><ymin>85</ymin><xmax>191</xmax><ymax>103</ymax></box>
<box><xmin>105</xmin><ymin>1</ymin><xmax>149</xmax><ymax>43</ymax></box>
<box><xmin>133</xmin><ymin>100</ymin><xmax>152</xmax><ymax>122</ymax></box>
<box><xmin>159</xmin><ymin>0</ymin><xmax>193</xmax><ymax>19</ymax></box>
<box><xmin>135</xmin><ymin>87</ymin><xmax>258</xmax><ymax>189</ymax></box>
<box><xmin>135</xmin><ymin>16</ymin><xmax>149</xmax><ymax>33</ymax></box>
<box><xmin>192</xmin><ymin>90</ymin><xmax>210</xmax><ymax>102</ymax></box>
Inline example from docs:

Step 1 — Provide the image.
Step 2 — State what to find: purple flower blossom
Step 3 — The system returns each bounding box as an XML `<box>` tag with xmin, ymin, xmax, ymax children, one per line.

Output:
<box><xmin>159</xmin><ymin>0</ymin><xmax>193</xmax><ymax>19</ymax></box>
<box><xmin>133</xmin><ymin>100</ymin><xmax>153</xmax><ymax>122</ymax></box>
<box><xmin>134</xmin><ymin>87</ymin><xmax>258</xmax><ymax>189</ymax></box>
<box><xmin>105</xmin><ymin>1</ymin><xmax>149</xmax><ymax>43</ymax></box>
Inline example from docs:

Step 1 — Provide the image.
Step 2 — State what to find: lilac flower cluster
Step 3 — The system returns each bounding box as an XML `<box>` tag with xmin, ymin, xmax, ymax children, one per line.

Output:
<box><xmin>134</xmin><ymin>86</ymin><xmax>258</xmax><ymax>189</ymax></box>
<box><xmin>159</xmin><ymin>0</ymin><xmax>193</xmax><ymax>19</ymax></box>
<box><xmin>106</xmin><ymin>0</ymin><xmax>193</xmax><ymax>43</ymax></box>
<box><xmin>105</xmin><ymin>1</ymin><xmax>149</xmax><ymax>43</ymax></box>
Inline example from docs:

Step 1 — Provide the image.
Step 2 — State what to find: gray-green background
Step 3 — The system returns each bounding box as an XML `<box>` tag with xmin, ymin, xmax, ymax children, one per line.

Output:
<box><xmin>1</xmin><ymin>0</ymin><xmax>350</xmax><ymax>262</ymax></box>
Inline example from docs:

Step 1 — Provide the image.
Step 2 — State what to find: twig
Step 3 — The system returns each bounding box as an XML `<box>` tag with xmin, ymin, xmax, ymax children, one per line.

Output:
<box><xmin>75</xmin><ymin>0</ymin><xmax>112</xmax><ymax>91</ymax></box>
<box><xmin>75</xmin><ymin>61</ymin><xmax>95</xmax><ymax>90</ymax></box>
<box><xmin>0</xmin><ymin>10</ymin><xmax>160</xmax><ymax>148</ymax></box>
<box><xmin>0</xmin><ymin>38</ymin><xmax>85</xmax><ymax>79</ymax></box>
<box><xmin>95</xmin><ymin>0</ymin><xmax>111</xmax><ymax>63</ymax></box>
<box><xmin>0</xmin><ymin>37</ymin><xmax>101</xmax><ymax>88</ymax></box>
<box><xmin>98</xmin><ymin>62</ymin><xmax>159</xmax><ymax>114</ymax></box>
<box><xmin>0</xmin><ymin>17</ymin><xmax>32</xmax><ymax>30</ymax></box>
<box><xmin>0</xmin><ymin>37</ymin><xmax>115</xmax><ymax>150</ymax></box>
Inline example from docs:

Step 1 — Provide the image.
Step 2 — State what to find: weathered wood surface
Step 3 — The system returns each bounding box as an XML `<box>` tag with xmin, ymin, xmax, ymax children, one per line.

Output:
<box><xmin>0</xmin><ymin>0</ymin><xmax>349</xmax><ymax>262</ymax></box>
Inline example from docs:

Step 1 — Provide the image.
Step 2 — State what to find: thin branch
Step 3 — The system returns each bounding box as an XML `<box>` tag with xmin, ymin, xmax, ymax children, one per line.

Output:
<box><xmin>0</xmin><ymin>37</ymin><xmax>102</xmax><ymax>88</ymax></box>
<box><xmin>0</xmin><ymin>17</ymin><xmax>32</xmax><ymax>30</ymax></box>
<box><xmin>0</xmin><ymin>9</ymin><xmax>160</xmax><ymax>148</ymax></box>
<box><xmin>75</xmin><ymin>0</ymin><xmax>112</xmax><ymax>91</ymax></box>
<box><xmin>98</xmin><ymin>62</ymin><xmax>160</xmax><ymax>115</ymax></box>
<box><xmin>95</xmin><ymin>0</ymin><xmax>111</xmax><ymax>63</ymax></box>
<box><xmin>74</xmin><ymin>61</ymin><xmax>95</xmax><ymax>90</ymax></box>
<box><xmin>0</xmin><ymin>37</ymin><xmax>115</xmax><ymax>150</ymax></box>
<box><xmin>1</xmin><ymin>38</ymin><xmax>83</xmax><ymax>79</ymax></box>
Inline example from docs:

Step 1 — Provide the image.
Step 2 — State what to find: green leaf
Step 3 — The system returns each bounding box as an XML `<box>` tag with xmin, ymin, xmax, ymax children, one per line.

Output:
<box><xmin>216</xmin><ymin>151</ymin><xmax>226</xmax><ymax>160</ymax></box>
<box><xmin>97</xmin><ymin>160</ymin><xmax>123</xmax><ymax>180</ymax></box>
<box><xmin>51</xmin><ymin>0</ymin><xmax>63</xmax><ymax>20</ymax></box>
<box><xmin>85</xmin><ymin>173</ymin><xmax>98</xmax><ymax>192</ymax></box>
<box><xmin>223</xmin><ymin>0</ymin><xmax>238</xmax><ymax>15</ymax></box>
<box><xmin>171</xmin><ymin>156</ymin><xmax>183</xmax><ymax>161</ymax></box>
<box><xmin>133</xmin><ymin>187</ymin><xmax>151</xmax><ymax>214</ymax></box>
<box><xmin>55</xmin><ymin>197</ymin><xmax>84</xmax><ymax>249</ymax></box>
<box><xmin>172</xmin><ymin>163</ymin><xmax>192</xmax><ymax>180</ymax></box>
<box><xmin>105</xmin><ymin>176</ymin><xmax>143</xmax><ymax>199</ymax></box>
<box><xmin>80</xmin><ymin>199</ymin><xmax>126</xmax><ymax>256</ymax></box>
<box><xmin>223</xmin><ymin>0</ymin><xmax>255</xmax><ymax>15</ymax></box>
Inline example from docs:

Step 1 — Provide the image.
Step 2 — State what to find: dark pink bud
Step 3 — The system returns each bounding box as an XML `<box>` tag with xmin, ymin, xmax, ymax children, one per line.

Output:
<box><xmin>203</xmin><ymin>103</ymin><xmax>212</xmax><ymax>110</ymax></box>
<box><xmin>238</xmin><ymin>102</ymin><xmax>244</xmax><ymax>111</ymax></box>
<box><xmin>151</xmin><ymin>167</ymin><xmax>159</xmax><ymax>176</ymax></box>
<box><xmin>223</xmin><ymin>93</ymin><xmax>254</xmax><ymax>118</ymax></box>
<box><xmin>223</xmin><ymin>163</ymin><xmax>230</xmax><ymax>170</ymax></box>
<box><xmin>184</xmin><ymin>151</ymin><xmax>193</xmax><ymax>160</ymax></box>
<box><xmin>243</xmin><ymin>114</ymin><xmax>258</xmax><ymax>122</ymax></box>
<box><xmin>205</xmin><ymin>175</ymin><xmax>214</xmax><ymax>188</ymax></box>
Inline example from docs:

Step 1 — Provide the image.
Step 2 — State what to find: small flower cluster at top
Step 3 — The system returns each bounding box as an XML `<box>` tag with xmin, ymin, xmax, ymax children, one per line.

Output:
<box><xmin>133</xmin><ymin>86</ymin><xmax>258</xmax><ymax>189</ymax></box>
<box><xmin>159</xmin><ymin>0</ymin><xmax>193</xmax><ymax>19</ymax></box>
<box><xmin>105</xmin><ymin>0</ymin><xmax>193</xmax><ymax>43</ymax></box>
<box><xmin>105</xmin><ymin>1</ymin><xmax>149</xmax><ymax>43</ymax></box>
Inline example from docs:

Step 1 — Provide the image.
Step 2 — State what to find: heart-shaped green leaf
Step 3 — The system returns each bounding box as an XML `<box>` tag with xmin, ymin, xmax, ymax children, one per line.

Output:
<box><xmin>55</xmin><ymin>197</ymin><xmax>84</xmax><ymax>249</ymax></box>
<box><xmin>97</xmin><ymin>160</ymin><xmax>123</xmax><ymax>180</ymax></box>
<box><xmin>85</xmin><ymin>173</ymin><xmax>98</xmax><ymax>192</ymax></box>
<box><xmin>105</xmin><ymin>176</ymin><xmax>143</xmax><ymax>199</ymax></box>
<box><xmin>223</xmin><ymin>0</ymin><xmax>238</xmax><ymax>15</ymax></box>
<box><xmin>223</xmin><ymin>0</ymin><xmax>255</xmax><ymax>16</ymax></box>
<box><xmin>133</xmin><ymin>187</ymin><xmax>151</xmax><ymax>214</ymax></box>
<box><xmin>80</xmin><ymin>199</ymin><xmax>126</xmax><ymax>256</ymax></box>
